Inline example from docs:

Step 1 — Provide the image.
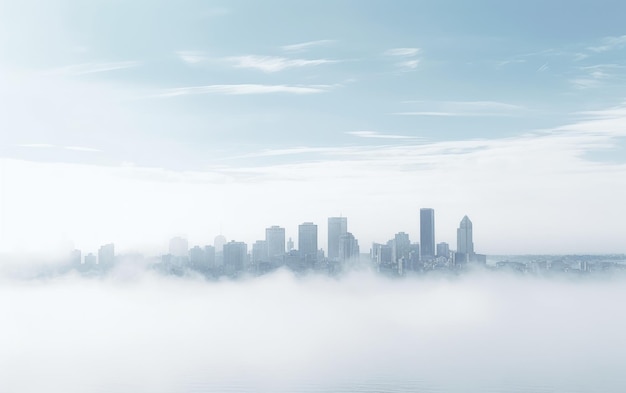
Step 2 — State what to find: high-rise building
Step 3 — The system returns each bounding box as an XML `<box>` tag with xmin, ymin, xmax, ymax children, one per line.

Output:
<box><xmin>204</xmin><ymin>245</ymin><xmax>216</xmax><ymax>269</ymax></box>
<box><xmin>265</xmin><ymin>226</ymin><xmax>285</xmax><ymax>261</ymax></box>
<box><xmin>252</xmin><ymin>240</ymin><xmax>268</xmax><ymax>263</ymax></box>
<box><xmin>98</xmin><ymin>243</ymin><xmax>115</xmax><ymax>266</ymax></box>
<box><xmin>223</xmin><ymin>241</ymin><xmax>247</xmax><ymax>275</ymax></box>
<box><xmin>338</xmin><ymin>232</ymin><xmax>359</xmax><ymax>262</ymax></box>
<box><xmin>457</xmin><ymin>215</ymin><xmax>474</xmax><ymax>255</ymax></box>
<box><xmin>189</xmin><ymin>246</ymin><xmax>205</xmax><ymax>269</ymax></box>
<box><xmin>169</xmin><ymin>237</ymin><xmax>188</xmax><ymax>257</ymax></box>
<box><xmin>420</xmin><ymin>208</ymin><xmax>435</xmax><ymax>260</ymax></box>
<box><xmin>298</xmin><ymin>222</ymin><xmax>318</xmax><ymax>262</ymax></box>
<box><xmin>394</xmin><ymin>232</ymin><xmax>411</xmax><ymax>262</ymax></box>
<box><xmin>328</xmin><ymin>217</ymin><xmax>347</xmax><ymax>261</ymax></box>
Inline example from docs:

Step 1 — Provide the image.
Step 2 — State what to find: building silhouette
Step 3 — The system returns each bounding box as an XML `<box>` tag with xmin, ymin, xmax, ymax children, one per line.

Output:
<box><xmin>457</xmin><ymin>215</ymin><xmax>474</xmax><ymax>255</ymax></box>
<box><xmin>298</xmin><ymin>222</ymin><xmax>318</xmax><ymax>263</ymax></box>
<box><xmin>98</xmin><ymin>243</ymin><xmax>115</xmax><ymax>267</ymax></box>
<box><xmin>265</xmin><ymin>225</ymin><xmax>285</xmax><ymax>262</ymax></box>
<box><xmin>436</xmin><ymin>242</ymin><xmax>450</xmax><ymax>258</ymax></box>
<box><xmin>338</xmin><ymin>232</ymin><xmax>359</xmax><ymax>262</ymax></box>
<box><xmin>420</xmin><ymin>208</ymin><xmax>435</xmax><ymax>260</ymax></box>
<box><xmin>223</xmin><ymin>241</ymin><xmax>247</xmax><ymax>275</ymax></box>
<box><xmin>328</xmin><ymin>217</ymin><xmax>348</xmax><ymax>261</ymax></box>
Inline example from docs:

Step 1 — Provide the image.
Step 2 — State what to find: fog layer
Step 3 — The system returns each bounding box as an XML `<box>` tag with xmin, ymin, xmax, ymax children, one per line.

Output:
<box><xmin>3</xmin><ymin>270</ymin><xmax>625</xmax><ymax>392</ymax></box>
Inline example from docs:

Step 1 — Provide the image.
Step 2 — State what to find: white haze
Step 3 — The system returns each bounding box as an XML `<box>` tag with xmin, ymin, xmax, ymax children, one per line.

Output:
<box><xmin>2</xmin><ymin>268</ymin><xmax>626</xmax><ymax>392</ymax></box>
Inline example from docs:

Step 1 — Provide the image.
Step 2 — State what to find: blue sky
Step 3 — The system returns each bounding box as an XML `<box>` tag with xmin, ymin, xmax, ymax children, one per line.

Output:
<box><xmin>0</xmin><ymin>0</ymin><xmax>625</xmax><ymax>255</ymax></box>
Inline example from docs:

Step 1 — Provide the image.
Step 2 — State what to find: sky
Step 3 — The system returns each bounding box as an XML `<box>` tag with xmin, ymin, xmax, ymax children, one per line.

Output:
<box><xmin>1</xmin><ymin>0</ymin><xmax>625</xmax><ymax>256</ymax></box>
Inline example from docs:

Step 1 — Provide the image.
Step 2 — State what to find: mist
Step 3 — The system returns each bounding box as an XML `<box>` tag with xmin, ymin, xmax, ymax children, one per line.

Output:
<box><xmin>3</xmin><ymin>267</ymin><xmax>626</xmax><ymax>393</ymax></box>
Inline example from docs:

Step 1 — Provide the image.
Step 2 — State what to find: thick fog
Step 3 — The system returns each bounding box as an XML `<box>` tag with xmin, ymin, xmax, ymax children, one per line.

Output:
<box><xmin>3</xmin><ymin>267</ymin><xmax>626</xmax><ymax>393</ymax></box>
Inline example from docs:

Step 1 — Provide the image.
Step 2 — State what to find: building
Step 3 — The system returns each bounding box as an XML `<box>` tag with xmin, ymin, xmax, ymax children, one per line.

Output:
<box><xmin>169</xmin><ymin>237</ymin><xmax>189</xmax><ymax>257</ymax></box>
<box><xmin>189</xmin><ymin>246</ymin><xmax>206</xmax><ymax>269</ymax></box>
<box><xmin>214</xmin><ymin>235</ymin><xmax>227</xmax><ymax>253</ymax></box>
<box><xmin>436</xmin><ymin>242</ymin><xmax>450</xmax><ymax>258</ymax></box>
<box><xmin>223</xmin><ymin>241</ymin><xmax>247</xmax><ymax>276</ymax></box>
<box><xmin>265</xmin><ymin>225</ymin><xmax>285</xmax><ymax>262</ymax></box>
<box><xmin>328</xmin><ymin>217</ymin><xmax>348</xmax><ymax>261</ymax></box>
<box><xmin>338</xmin><ymin>232</ymin><xmax>359</xmax><ymax>262</ymax></box>
<box><xmin>98</xmin><ymin>243</ymin><xmax>115</xmax><ymax>266</ymax></box>
<box><xmin>457</xmin><ymin>215</ymin><xmax>474</xmax><ymax>255</ymax></box>
<box><xmin>394</xmin><ymin>232</ymin><xmax>411</xmax><ymax>262</ymax></box>
<box><xmin>204</xmin><ymin>245</ymin><xmax>216</xmax><ymax>269</ymax></box>
<box><xmin>252</xmin><ymin>240</ymin><xmax>268</xmax><ymax>264</ymax></box>
<box><xmin>420</xmin><ymin>208</ymin><xmax>435</xmax><ymax>260</ymax></box>
<box><xmin>298</xmin><ymin>222</ymin><xmax>318</xmax><ymax>263</ymax></box>
<box><xmin>84</xmin><ymin>253</ymin><xmax>97</xmax><ymax>266</ymax></box>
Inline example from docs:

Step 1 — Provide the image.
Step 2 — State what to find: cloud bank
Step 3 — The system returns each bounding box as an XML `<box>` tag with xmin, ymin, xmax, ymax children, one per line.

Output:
<box><xmin>2</xmin><ymin>270</ymin><xmax>626</xmax><ymax>392</ymax></box>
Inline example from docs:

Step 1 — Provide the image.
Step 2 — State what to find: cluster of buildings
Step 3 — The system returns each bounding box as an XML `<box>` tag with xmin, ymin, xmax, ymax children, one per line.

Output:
<box><xmin>72</xmin><ymin>208</ymin><xmax>487</xmax><ymax>277</ymax></box>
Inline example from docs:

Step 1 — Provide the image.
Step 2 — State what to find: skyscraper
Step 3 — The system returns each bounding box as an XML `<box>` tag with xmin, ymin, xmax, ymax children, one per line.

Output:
<box><xmin>338</xmin><ymin>232</ymin><xmax>359</xmax><ymax>262</ymax></box>
<box><xmin>265</xmin><ymin>225</ymin><xmax>285</xmax><ymax>261</ymax></box>
<box><xmin>298</xmin><ymin>222</ymin><xmax>318</xmax><ymax>262</ymax></box>
<box><xmin>328</xmin><ymin>217</ymin><xmax>347</xmax><ymax>261</ymax></box>
<box><xmin>223</xmin><ymin>240</ymin><xmax>247</xmax><ymax>275</ymax></box>
<box><xmin>420</xmin><ymin>208</ymin><xmax>435</xmax><ymax>260</ymax></box>
<box><xmin>457</xmin><ymin>215</ymin><xmax>474</xmax><ymax>255</ymax></box>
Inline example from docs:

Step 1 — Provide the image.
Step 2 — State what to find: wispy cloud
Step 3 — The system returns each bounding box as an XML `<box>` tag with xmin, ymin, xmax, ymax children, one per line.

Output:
<box><xmin>226</xmin><ymin>55</ymin><xmax>338</xmax><ymax>73</ymax></box>
<box><xmin>158</xmin><ymin>84</ymin><xmax>334</xmax><ymax>97</ymax></box>
<box><xmin>587</xmin><ymin>35</ymin><xmax>626</xmax><ymax>52</ymax></box>
<box><xmin>396</xmin><ymin>101</ymin><xmax>525</xmax><ymax>117</ymax></box>
<box><xmin>64</xmin><ymin>146</ymin><xmax>101</xmax><ymax>152</ymax></box>
<box><xmin>537</xmin><ymin>62</ymin><xmax>549</xmax><ymax>72</ymax></box>
<box><xmin>569</xmin><ymin>64</ymin><xmax>624</xmax><ymax>89</ymax></box>
<box><xmin>51</xmin><ymin>61</ymin><xmax>140</xmax><ymax>75</ymax></box>
<box><xmin>16</xmin><ymin>144</ymin><xmax>100</xmax><ymax>152</ymax></box>
<box><xmin>384</xmin><ymin>47</ymin><xmax>421</xmax><ymax>71</ymax></box>
<box><xmin>281</xmin><ymin>40</ymin><xmax>335</xmax><ymax>53</ymax></box>
<box><xmin>177</xmin><ymin>51</ymin><xmax>209</xmax><ymax>65</ymax></box>
<box><xmin>385</xmin><ymin>48</ymin><xmax>420</xmax><ymax>57</ymax></box>
<box><xmin>397</xmin><ymin>59</ymin><xmax>420</xmax><ymax>70</ymax></box>
<box><xmin>347</xmin><ymin>131</ymin><xmax>420</xmax><ymax>140</ymax></box>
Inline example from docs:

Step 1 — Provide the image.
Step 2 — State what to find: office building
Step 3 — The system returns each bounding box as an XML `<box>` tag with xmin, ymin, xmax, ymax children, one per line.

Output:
<box><xmin>420</xmin><ymin>208</ymin><xmax>435</xmax><ymax>260</ymax></box>
<box><xmin>436</xmin><ymin>242</ymin><xmax>450</xmax><ymax>258</ymax></box>
<box><xmin>223</xmin><ymin>241</ymin><xmax>247</xmax><ymax>275</ymax></box>
<box><xmin>457</xmin><ymin>215</ymin><xmax>474</xmax><ymax>255</ymax></box>
<box><xmin>265</xmin><ymin>226</ymin><xmax>285</xmax><ymax>261</ymax></box>
<box><xmin>338</xmin><ymin>232</ymin><xmax>359</xmax><ymax>262</ymax></box>
<box><xmin>298</xmin><ymin>222</ymin><xmax>318</xmax><ymax>262</ymax></box>
<box><xmin>328</xmin><ymin>217</ymin><xmax>348</xmax><ymax>261</ymax></box>
<box><xmin>98</xmin><ymin>243</ymin><xmax>115</xmax><ymax>266</ymax></box>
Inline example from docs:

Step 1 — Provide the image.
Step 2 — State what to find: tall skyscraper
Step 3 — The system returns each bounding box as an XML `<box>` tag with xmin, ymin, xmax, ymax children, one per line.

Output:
<box><xmin>265</xmin><ymin>225</ymin><xmax>285</xmax><ymax>261</ymax></box>
<box><xmin>338</xmin><ymin>232</ymin><xmax>359</xmax><ymax>262</ymax></box>
<box><xmin>420</xmin><ymin>208</ymin><xmax>435</xmax><ymax>260</ymax></box>
<box><xmin>223</xmin><ymin>240</ymin><xmax>247</xmax><ymax>275</ymax></box>
<box><xmin>328</xmin><ymin>217</ymin><xmax>347</xmax><ymax>261</ymax></box>
<box><xmin>298</xmin><ymin>222</ymin><xmax>318</xmax><ymax>262</ymax></box>
<box><xmin>457</xmin><ymin>215</ymin><xmax>474</xmax><ymax>255</ymax></box>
